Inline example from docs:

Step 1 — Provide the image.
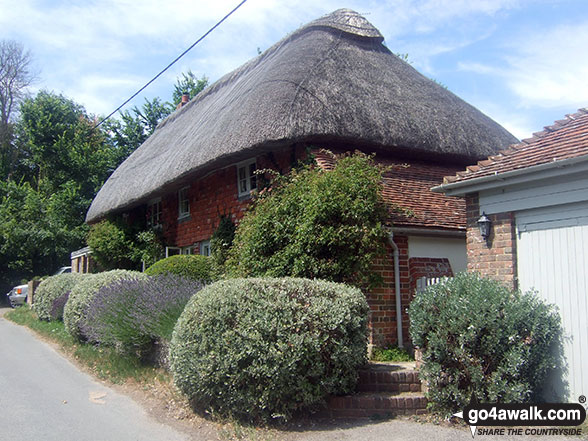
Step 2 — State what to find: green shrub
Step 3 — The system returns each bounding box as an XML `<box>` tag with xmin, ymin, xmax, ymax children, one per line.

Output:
<box><xmin>170</xmin><ymin>277</ymin><xmax>369</xmax><ymax>422</ymax></box>
<box><xmin>145</xmin><ymin>254</ymin><xmax>214</xmax><ymax>283</ymax></box>
<box><xmin>87</xmin><ymin>219</ymin><xmax>134</xmax><ymax>270</ymax></box>
<box><xmin>63</xmin><ymin>270</ymin><xmax>146</xmax><ymax>341</ymax></box>
<box><xmin>226</xmin><ymin>151</ymin><xmax>389</xmax><ymax>289</ymax></box>
<box><xmin>210</xmin><ymin>214</ymin><xmax>236</xmax><ymax>270</ymax></box>
<box><xmin>409</xmin><ymin>273</ymin><xmax>563</xmax><ymax>416</ymax></box>
<box><xmin>33</xmin><ymin>273</ymin><xmax>87</xmax><ymax>321</ymax></box>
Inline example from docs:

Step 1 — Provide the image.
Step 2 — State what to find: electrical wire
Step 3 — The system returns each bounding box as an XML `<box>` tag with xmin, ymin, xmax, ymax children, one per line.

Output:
<box><xmin>95</xmin><ymin>0</ymin><xmax>249</xmax><ymax>128</ymax></box>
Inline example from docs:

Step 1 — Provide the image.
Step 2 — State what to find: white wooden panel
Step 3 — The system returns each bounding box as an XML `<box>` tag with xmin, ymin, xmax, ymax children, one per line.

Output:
<box><xmin>408</xmin><ymin>236</ymin><xmax>467</xmax><ymax>273</ymax></box>
<box><xmin>517</xmin><ymin>221</ymin><xmax>588</xmax><ymax>401</ymax></box>
<box><xmin>479</xmin><ymin>173</ymin><xmax>588</xmax><ymax>215</ymax></box>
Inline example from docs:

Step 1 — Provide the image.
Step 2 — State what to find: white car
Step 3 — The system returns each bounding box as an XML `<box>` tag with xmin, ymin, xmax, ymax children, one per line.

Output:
<box><xmin>7</xmin><ymin>284</ymin><xmax>28</xmax><ymax>308</ymax></box>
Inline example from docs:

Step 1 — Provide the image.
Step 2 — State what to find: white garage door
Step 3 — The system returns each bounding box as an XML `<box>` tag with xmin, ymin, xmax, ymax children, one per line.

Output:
<box><xmin>516</xmin><ymin>203</ymin><xmax>588</xmax><ymax>402</ymax></box>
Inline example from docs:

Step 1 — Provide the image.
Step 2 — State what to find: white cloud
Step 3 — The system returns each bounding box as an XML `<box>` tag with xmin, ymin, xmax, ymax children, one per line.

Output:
<box><xmin>0</xmin><ymin>0</ymin><xmax>552</xmax><ymax>117</ymax></box>
<box><xmin>503</xmin><ymin>22</ymin><xmax>588</xmax><ymax>108</ymax></box>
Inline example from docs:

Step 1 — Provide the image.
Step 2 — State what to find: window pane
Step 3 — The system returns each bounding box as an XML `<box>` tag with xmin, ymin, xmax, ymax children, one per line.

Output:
<box><xmin>249</xmin><ymin>163</ymin><xmax>257</xmax><ymax>190</ymax></box>
<box><xmin>179</xmin><ymin>188</ymin><xmax>189</xmax><ymax>216</ymax></box>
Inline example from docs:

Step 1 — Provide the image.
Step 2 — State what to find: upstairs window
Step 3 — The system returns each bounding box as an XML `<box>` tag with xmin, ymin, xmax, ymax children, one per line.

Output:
<box><xmin>237</xmin><ymin>159</ymin><xmax>257</xmax><ymax>198</ymax></box>
<box><xmin>147</xmin><ymin>198</ymin><xmax>162</xmax><ymax>228</ymax></box>
<box><xmin>178</xmin><ymin>186</ymin><xmax>190</xmax><ymax>219</ymax></box>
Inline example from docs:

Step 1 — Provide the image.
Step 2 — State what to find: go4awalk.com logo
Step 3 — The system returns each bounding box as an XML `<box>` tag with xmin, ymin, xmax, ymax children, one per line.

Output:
<box><xmin>453</xmin><ymin>401</ymin><xmax>586</xmax><ymax>438</ymax></box>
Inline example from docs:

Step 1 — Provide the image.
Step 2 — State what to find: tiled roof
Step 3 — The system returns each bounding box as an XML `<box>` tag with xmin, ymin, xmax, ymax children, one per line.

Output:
<box><xmin>444</xmin><ymin>108</ymin><xmax>588</xmax><ymax>184</ymax></box>
<box><xmin>313</xmin><ymin>151</ymin><xmax>466</xmax><ymax>230</ymax></box>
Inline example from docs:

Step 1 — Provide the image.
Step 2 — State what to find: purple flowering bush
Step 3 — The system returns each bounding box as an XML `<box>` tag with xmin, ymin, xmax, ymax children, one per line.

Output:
<box><xmin>64</xmin><ymin>270</ymin><xmax>146</xmax><ymax>341</ymax></box>
<box><xmin>82</xmin><ymin>274</ymin><xmax>203</xmax><ymax>356</ymax></box>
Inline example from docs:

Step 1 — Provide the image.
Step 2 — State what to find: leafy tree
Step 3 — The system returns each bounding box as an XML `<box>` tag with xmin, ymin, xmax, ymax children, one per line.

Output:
<box><xmin>0</xmin><ymin>179</ymin><xmax>88</xmax><ymax>293</ymax></box>
<box><xmin>15</xmin><ymin>91</ymin><xmax>114</xmax><ymax>196</ymax></box>
<box><xmin>105</xmin><ymin>97</ymin><xmax>172</xmax><ymax>166</ymax></box>
<box><xmin>171</xmin><ymin>70</ymin><xmax>208</xmax><ymax>106</ymax></box>
<box><xmin>107</xmin><ymin>70</ymin><xmax>208</xmax><ymax>165</ymax></box>
<box><xmin>227</xmin><ymin>152</ymin><xmax>389</xmax><ymax>289</ymax></box>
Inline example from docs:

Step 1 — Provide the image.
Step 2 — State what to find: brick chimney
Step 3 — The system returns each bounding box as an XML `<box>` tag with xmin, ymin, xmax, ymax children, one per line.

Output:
<box><xmin>176</xmin><ymin>92</ymin><xmax>190</xmax><ymax>110</ymax></box>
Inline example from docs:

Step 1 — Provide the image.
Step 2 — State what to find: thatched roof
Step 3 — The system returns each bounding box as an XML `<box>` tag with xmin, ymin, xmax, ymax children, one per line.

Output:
<box><xmin>87</xmin><ymin>8</ymin><xmax>517</xmax><ymax>222</ymax></box>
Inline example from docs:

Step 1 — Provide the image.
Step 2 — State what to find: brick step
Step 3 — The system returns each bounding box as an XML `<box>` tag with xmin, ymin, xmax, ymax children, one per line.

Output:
<box><xmin>357</xmin><ymin>363</ymin><xmax>422</xmax><ymax>393</ymax></box>
<box><xmin>323</xmin><ymin>392</ymin><xmax>428</xmax><ymax>419</ymax></box>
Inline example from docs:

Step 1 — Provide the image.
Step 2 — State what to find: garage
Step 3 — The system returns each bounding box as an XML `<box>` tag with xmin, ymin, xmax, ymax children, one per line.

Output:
<box><xmin>516</xmin><ymin>203</ymin><xmax>588</xmax><ymax>401</ymax></box>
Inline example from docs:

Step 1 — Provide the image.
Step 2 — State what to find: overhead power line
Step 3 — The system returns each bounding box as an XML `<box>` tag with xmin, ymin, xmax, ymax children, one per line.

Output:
<box><xmin>95</xmin><ymin>0</ymin><xmax>249</xmax><ymax>128</ymax></box>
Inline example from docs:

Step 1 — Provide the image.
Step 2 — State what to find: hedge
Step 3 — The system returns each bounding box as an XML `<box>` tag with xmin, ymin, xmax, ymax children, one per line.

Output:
<box><xmin>169</xmin><ymin>277</ymin><xmax>369</xmax><ymax>422</ymax></box>
<box><xmin>33</xmin><ymin>273</ymin><xmax>87</xmax><ymax>321</ymax></box>
<box><xmin>145</xmin><ymin>254</ymin><xmax>214</xmax><ymax>283</ymax></box>
<box><xmin>409</xmin><ymin>273</ymin><xmax>564</xmax><ymax>416</ymax></box>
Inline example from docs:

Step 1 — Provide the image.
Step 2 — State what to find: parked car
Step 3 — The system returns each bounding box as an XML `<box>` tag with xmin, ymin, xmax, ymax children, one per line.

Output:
<box><xmin>7</xmin><ymin>284</ymin><xmax>28</xmax><ymax>308</ymax></box>
<box><xmin>54</xmin><ymin>266</ymin><xmax>71</xmax><ymax>275</ymax></box>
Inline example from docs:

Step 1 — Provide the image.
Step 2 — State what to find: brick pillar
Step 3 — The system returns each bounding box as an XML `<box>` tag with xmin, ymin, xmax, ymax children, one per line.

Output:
<box><xmin>465</xmin><ymin>194</ymin><xmax>517</xmax><ymax>290</ymax></box>
<box><xmin>27</xmin><ymin>280</ymin><xmax>41</xmax><ymax>305</ymax></box>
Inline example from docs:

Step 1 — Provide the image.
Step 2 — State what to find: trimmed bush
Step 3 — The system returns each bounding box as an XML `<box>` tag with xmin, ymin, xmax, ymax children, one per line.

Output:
<box><xmin>63</xmin><ymin>270</ymin><xmax>146</xmax><ymax>341</ymax></box>
<box><xmin>409</xmin><ymin>273</ymin><xmax>564</xmax><ymax>416</ymax></box>
<box><xmin>170</xmin><ymin>277</ymin><xmax>369</xmax><ymax>422</ymax></box>
<box><xmin>145</xmin><ymin>254</ymin><xmax>214</xmax><ymax>283</ymax></box>
<box><xmin>33</xmin><ymin>273</ymin><xmax>87</xmax><ymax>321</ymax></box>
<box><xmin>82</xmin><ymin>274</ymin><xmax>203</xmax><ymax>355</ymax></box>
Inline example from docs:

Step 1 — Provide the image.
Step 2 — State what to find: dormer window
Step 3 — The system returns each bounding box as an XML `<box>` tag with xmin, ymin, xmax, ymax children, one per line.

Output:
<box><xmin>237</xmin><ymin>159</ymin><xmax>257</xmax><ymax>198</ymax></box>
<box><xmin>178</xmin><ymin>186</ymin><xmax>190</xmax><ymax>219</ymax></box>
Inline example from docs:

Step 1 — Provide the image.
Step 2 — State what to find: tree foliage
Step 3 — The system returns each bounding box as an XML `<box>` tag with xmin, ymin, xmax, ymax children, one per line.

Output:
<box><xmin>171</xmin><ymin>70</ymin><xmax>208</xmax><ymax>106</ymax></box>
<box><xmin>227</xmin><ymin>152</ymin><xmax>389</xmax><ymax>289</ymax></box>
<box><xmin>0</xmin><ymin>48</ymin><xmax>208</xmax><ymax>294</ymax></box>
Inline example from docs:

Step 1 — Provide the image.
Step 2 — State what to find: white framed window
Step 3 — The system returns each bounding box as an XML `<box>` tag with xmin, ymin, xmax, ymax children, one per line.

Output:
<box><xmin>200</xmin><ymin>240</ymin><xmax>211</xmax><ymax>256</ymax></box>
<box><xmin>237</xmin><ymin>159</ymin><xmax>257</xmax><ymax>198</ymax></box>
<box><xmin>165</xmin><ymin>245</ymin><xmax>194</xmax><ymax>257</ymax></box>
<box><xmin>181</xmin><ymin>246</ymin><xmax>195</xmax><ymax>255</ymax></box>
<box><xmin>147</xmin><ymin>198</ymin><xmax>162</xmax><ymax>228</ymax></box>
<box><xmin>178</xmin><ymin>186</ymin><xmax>190</xmax><ymax>219</ymax></box>
<box><xmin>165</xmin><ymin>246</ymin><xmax>181</xmax><ymax>257</ymax></box>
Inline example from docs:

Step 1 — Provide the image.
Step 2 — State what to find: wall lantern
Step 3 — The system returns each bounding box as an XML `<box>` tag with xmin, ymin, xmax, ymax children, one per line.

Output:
<box><xmin>477</xmin><ymin>212</ymin><xmax>492</xmax><ymax>241</ymax></box>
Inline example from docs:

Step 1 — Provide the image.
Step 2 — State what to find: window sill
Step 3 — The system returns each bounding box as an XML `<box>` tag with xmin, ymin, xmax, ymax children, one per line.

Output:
<box><xmin>178</xmin><ymin>214</ymin><xmax>191</xmax><ymax>223</ymax></box>
<box><xmin>238</xmin><ymin>192</ymin><xmax>254</xmax><ymax>202</ymax></box>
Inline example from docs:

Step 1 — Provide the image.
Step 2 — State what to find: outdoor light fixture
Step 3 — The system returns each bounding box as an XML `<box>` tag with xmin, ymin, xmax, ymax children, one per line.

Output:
<box><xmin>477</xmin><ymin>212</ymin><xmax>492</xmax><ymax>241</ymax></box>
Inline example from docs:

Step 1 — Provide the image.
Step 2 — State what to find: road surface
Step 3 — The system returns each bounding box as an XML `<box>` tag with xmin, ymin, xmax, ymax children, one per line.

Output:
<box><xmin>0</xmin><ymin>308</ymin><xmax>190</xmax><ymax>441</ymax></box>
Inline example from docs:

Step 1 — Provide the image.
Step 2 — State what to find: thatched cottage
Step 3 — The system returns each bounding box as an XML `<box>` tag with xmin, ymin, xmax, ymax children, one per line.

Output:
<box><xmin>86</xmin><ymin>9</ymin><xmax>517</xmax><ymax>347</ymax></box>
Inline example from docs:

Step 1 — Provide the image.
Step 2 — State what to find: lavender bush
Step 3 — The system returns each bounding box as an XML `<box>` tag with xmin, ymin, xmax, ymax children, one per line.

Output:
<box><xmin>64</xmin><ymin>270</ymin><xmax>145</xmax><ymax>341</ymax></box>
<box><xmin>82</xmin><ymin>274</ymin><xmax>203</xmax><ymax>356</ymax></box>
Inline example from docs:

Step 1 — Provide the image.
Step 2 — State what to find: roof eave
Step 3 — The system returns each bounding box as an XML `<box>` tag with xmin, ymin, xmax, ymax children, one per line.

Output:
<box><xmin>432</xmin><ymin>154</ymin><xmax>588</xmax><ymax>197</ymax></box>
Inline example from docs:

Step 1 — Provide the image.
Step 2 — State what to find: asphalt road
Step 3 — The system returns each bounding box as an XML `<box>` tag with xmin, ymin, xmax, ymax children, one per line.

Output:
<box><xmin>0</xmin><ymin>308</ymin><xmax>190</xmax><ymax>441</ymax></box>
<box><xmin>1</xmin><ymin>307</ymin><xmax>584</xmax><ymax>441</ymax></box>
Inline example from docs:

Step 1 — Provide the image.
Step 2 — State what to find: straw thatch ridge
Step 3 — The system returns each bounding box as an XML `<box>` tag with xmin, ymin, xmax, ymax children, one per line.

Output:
<box><xmin>87</xmin><ymin>8</ymin><xmax>517</xmax><ymax>222</ymax></box>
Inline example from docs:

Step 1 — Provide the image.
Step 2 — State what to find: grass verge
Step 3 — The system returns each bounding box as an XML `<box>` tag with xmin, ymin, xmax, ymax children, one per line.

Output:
<box><xmin>5</xmin><ymin>305</ymin><xmax>167</xmax><ymax>385</ymax></box>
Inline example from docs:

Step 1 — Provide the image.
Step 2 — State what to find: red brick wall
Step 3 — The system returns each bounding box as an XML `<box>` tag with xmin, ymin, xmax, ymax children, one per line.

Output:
<box><xmin>369</xmin><ymin>237</ymin><xmax>409</xmax><ymax>347</ymax></box>
<box><xmin>369</xmin><ymin>239</ymin><xmax>456</xmax><ymax>348</ymax></box>
<box><xmin>158</xmin><ymin>146</ymin><xmax>306</xmax><ymax>248</ymax></box>
<box><xmin>465</xmin><ymin>194</ymin><xmax>517</xmax><ymax>290</ymax></box>
<box><xmin>126</xmin><ymin>146</ymin><xmax>460</xmax><ymax>348</ymax></box>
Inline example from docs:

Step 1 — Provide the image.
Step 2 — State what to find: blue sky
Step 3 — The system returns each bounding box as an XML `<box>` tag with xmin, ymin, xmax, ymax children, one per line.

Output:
<box><xmin>1</xmin><ymin>0</ymin><xmax>587</xmax><ymax>140</ymax></box>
